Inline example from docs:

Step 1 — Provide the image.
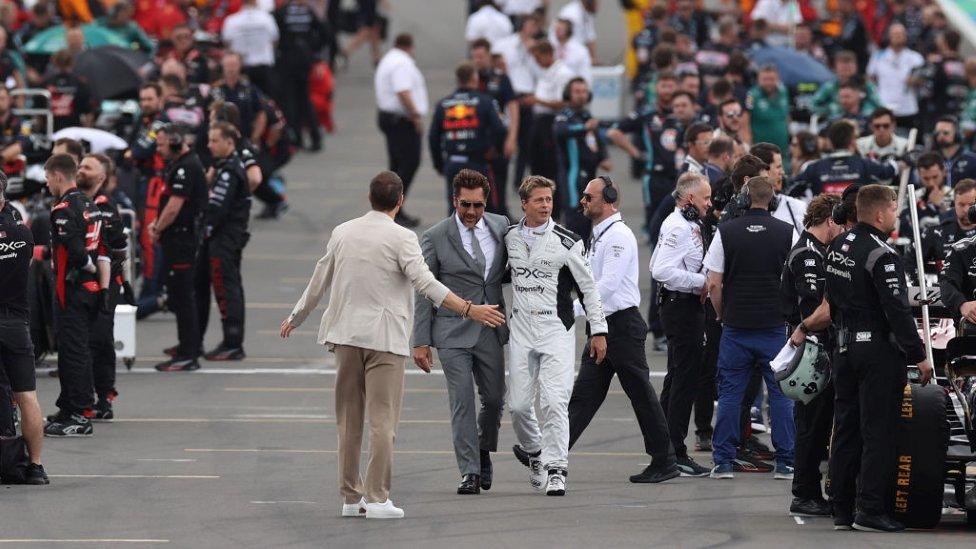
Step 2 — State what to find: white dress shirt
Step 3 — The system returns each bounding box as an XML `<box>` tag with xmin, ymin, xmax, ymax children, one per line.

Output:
<box><xmin>465</xmin><ymin>5</ymin><xmax>514</xmax><ymax>44</ymax></box>
<box><xmin>867</xmin><ymin>47</ymin><xmax>925</xmax><ymax>117</ymax></box>
<box><xmin>533</xmin><ymin>60</ymin><xmax>575</xmax><ymax>115</ymax></box>
<box><xmin>573</xmin><ymin>213</ymin><xmax>641</xmax><ymax>317</ymax></box>
<box><xmin>221</xmin><ymin>6</ymin><xmax>279</xmax><ymax>67</ymax></box>
<box><xmin>772</xmin><ymin>194</ymin><xmax>807</xmax><ymax>234</ymax></box>
<box><xmin>455</xmin><ymin>214</ymin><xmax>497</xmax><ymax>280</ymax></box>
<box><xmin>552</xmin><ymin>38</ymin><xmax>592</xmax><ymax>83</ymax></box>
<box><xmin>750</xmin><ymin>0</ymin><xmax>802</xmax><ymax>47</ymax></box>
<box><xmin>492</xmin><ymin>33</ymin><xmax>538</xmax><ymax>94</ymax></box>
<box><xmin>549</xmin><ymin>1</ymin><xmax>596</xmax><ymax>48</ymax></box>
<box><xmin>374</xmin><ymin>48</ymin><xmax>429</xmax><ymax>117</ymax></box>
<box><xmin>498</xmin><ymin>0</ymin><xmax>543</xmax><ymax>16</ymax></box>
<box><xmin>652</xmin><ymin>209</ymin><xmax>706</xmax><ymax>293</ymax></box>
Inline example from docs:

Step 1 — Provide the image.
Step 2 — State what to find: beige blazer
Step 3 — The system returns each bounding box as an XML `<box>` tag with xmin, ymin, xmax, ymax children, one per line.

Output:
<box><xmin>288</xmin><ymin>210</ymin><xmax>450</xmax><ymax>356</ymax></box>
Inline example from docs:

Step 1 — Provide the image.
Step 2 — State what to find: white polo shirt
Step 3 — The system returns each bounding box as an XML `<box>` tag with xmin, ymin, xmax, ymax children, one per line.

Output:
<box><xmin>867</xmin><ymin>47</ymin><xmax>925</xmax><ymax>117</ymax></box>
<box><xmin>533</xmin><ymin>60</ymin><xmax>575</xmax><ymax>115</ymax></box>
<box><xmin>492</xmin><ymin>33</ymin><xmax>538</xmax><ymax>94</ymax></box>
<box><xmin>221</xmin><ymin>6</ymin><xmax>279</xmax><ymax>67</ymax></box>
<box><xmin>465</xmin><ymin>4</ymin><xmax>514</xmax><ymax>44</ymax></box>
<box><xmin>374</xmin><ymin>47</ymin><xmax>429</xmax><ymax>117</ymax></box>
<box><xmin>549</xmin><ymin>1</ymin><xmax>596</xmax><ymax>48</ymax></box>
<box><xmin>552</xmin><ymin>37</ymin><xmax>592</xmax><ymax>83</ymax></box>
<box><xmin>750</xmin><ymin>0</ymin><xmax>802</xmax><ymax>47</ymax></box>
<box><xmin>574</xmin><ymin>213</ymin><xmax>641</xmax><ymax>316</ymax></box>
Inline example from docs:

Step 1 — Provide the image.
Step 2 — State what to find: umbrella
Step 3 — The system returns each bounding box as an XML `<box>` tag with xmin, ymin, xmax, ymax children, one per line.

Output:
<box><xmin>53</xmin><ymin>127</ymin><xmax>129</xmax><ymax>153</ymax></box>
<box><xmin>73</xmin><ymin>46</ymin><xmax>151</xmax><ymax>101</ymax></box>
<box><xmin>23</xmin><ymin>24</ymin><xmax>130</xmax><ymax>55</ymax></box>
<box><xmin>748</xmin><ymin>46</ymin><xmax>835</xmax><ymax>89</ymax></box>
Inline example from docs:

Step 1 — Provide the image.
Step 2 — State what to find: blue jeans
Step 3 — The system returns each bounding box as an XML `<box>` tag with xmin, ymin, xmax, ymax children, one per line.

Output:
<box><xmin>712</xmin><ymin>327</ymin><xmax>795</xmax><ymax>466</ymax></box>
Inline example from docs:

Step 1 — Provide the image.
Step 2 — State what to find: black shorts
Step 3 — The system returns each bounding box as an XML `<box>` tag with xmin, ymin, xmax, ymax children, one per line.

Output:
<box><xmin>357</xmin><ymin>0</ymin><xmax>378</xmax><ymax>27</ymax></box>
<box><xmin>0</xmin><ymin>311</ymin><xmax>36</xmax><ymax>392</ymax></box>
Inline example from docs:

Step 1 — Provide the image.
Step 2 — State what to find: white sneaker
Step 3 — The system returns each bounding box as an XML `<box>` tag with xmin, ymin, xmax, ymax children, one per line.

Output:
<box><xmin>529</xmin><ymin>458</ymin><xmax>545</xmax><ymax>491</ymax></box>
<box><xmin>545</xmin><ymin>469</ymin><xmax>567</xmax><ymax>496</ymax></box>
<box><xmin>341</xmin><ymin>498</ymin><xmax>366</xmax><ymax>517</ymax></box>
<box><xmin>365</xmin><ymin>499</ymin><xmax>404</xmax><ymax>519</ymax></box>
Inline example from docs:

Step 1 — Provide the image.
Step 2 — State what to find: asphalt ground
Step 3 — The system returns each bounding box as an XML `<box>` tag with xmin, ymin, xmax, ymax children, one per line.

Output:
<box><xmin>2</xmin><ymin>2</ymin><xmax>973</xmax><ymax>547</ymax></box>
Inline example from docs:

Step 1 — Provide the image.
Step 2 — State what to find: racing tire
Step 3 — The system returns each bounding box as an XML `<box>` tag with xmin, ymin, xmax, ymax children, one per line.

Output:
<box><xmin>890</xmin><ymin>383</ymin><xmax>949</xmax><ymax>529</ymax></box>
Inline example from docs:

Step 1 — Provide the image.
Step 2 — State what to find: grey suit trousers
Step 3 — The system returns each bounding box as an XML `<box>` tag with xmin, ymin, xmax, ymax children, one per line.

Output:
<box><xmin>437</xmin><ymin>328</ymin><xmax>506</xmax><ymax>476</ymax></box>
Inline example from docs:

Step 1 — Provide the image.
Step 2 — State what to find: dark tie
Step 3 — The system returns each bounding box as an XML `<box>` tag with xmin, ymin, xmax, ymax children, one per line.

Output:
<box><xmin>469</xmin><ymin>226</ymin><xmax>486</xmax><ymax>278</ymax></box>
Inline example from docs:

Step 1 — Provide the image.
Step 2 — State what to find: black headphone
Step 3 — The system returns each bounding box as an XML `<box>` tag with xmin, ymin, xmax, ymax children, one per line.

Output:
<box><xmin>672</xmin><ymin>176</ymin><xmax>701</xmax><ymax>222</ymax></box>
<box><xmin>596</xmin><ymin>175</ymin><xmax>617</xmax><ymax>204</ymax></box>
<box><xmin>734</xmin><ymin>178</ymin><xmax>779</xmax><ymax>212</ymax></box>
<box><xmin>160</xmin><ymin>123</ymin><xmax>186</xmax><ymax>152</ymax></box>
<box><xmin>938</xmin><ymin>115</ymin><xmax>962</xmax><ymax>145</ymax></box>
<box><xmin>831</xmin><ymin>184</ymin><xmax>860</xmax><ymax>225</ymax></box>
<box><xmin>562</xmin><ymin>77</ymin><xmax>593</xmax><ymax>103</ymax></box>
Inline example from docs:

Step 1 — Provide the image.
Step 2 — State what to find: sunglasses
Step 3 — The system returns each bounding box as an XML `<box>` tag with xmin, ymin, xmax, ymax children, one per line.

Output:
<box><xmin>458</xmin><ymin>200</ymin><xmax>486</xmax><ymax>209</ymax></box>
<box><xmin>873</xmin><ymin>123</ymin><xmax>891</xmax><ymax>129</ymax></box>
<box><xmin>723</xmin><ymin>111</ymin><xmax>742</xmax><ymax>118</ymax></box>
<box><xmin>581</xmin><ymin>193</ymin><xmax>595</xmax><ymax>202</ymax></box>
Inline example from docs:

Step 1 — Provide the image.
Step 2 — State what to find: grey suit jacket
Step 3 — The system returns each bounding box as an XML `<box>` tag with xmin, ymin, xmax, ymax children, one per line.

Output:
<box><xmin>412</xmin><ymin>212</ymin><xmax>509</xmax><ymax>349</ymax></box>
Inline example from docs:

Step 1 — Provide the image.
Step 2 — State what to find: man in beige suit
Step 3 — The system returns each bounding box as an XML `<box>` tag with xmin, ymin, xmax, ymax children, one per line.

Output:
<box><xmin>280</xmin><ymin>171</ymin><xmax>505</xmax><ymax>520</ymax></box>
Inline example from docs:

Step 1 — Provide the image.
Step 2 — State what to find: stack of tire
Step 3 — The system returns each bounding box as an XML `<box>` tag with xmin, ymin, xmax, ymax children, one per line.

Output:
<box><xmin>889</xmin><ymin>383</ymin><xmax>949</xmax><ymax>528</ymax></box>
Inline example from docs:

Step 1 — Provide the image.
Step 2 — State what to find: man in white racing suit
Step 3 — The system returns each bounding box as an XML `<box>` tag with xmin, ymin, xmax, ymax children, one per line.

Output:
<box><xmin>505</xmin><ymin>175</ymin><xmax>608</xmax><ymax>496</ymax></box>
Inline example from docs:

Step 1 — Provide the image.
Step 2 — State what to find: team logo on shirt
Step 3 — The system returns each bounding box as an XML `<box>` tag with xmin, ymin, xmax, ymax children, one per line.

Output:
<box><xmin>660</xmin><ymin>128</ymin><xmax>678</xmax><ymax>152</ymax></box>
<box><xmin>444</xmin><ymin>101</ymin><xmax>480</xmax><ymax>131</ymax></box>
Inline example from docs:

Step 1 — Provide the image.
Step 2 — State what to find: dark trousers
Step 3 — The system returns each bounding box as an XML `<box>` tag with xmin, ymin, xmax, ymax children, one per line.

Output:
<box><xmin>378</xmin><ymin>111</ymin><xmax>421</xmax><ymax>197</ymax></box>
<box><xmin>55</xmin><ymin>289</ymin><xmax>97</xmax><ymax>414</ymax></box>
<box><xmin>244</xmin><ymin>64</ymin><xmax>276</xmax><ymax>98</ymax></box>
<box><xmin>659</xmin><ymin>295</ymin><xmax>704</xmax><ymax>458</ymax></box>
<box><xmin>792</xmin><ymin>383</ymin><xmax>834</xmax><ymax>501</ymax></box>
<box><xmin>278</xmin><ymin>62</ymin><xmax>320</xmax><ymax>147</ymax></box>
<box><xmin>569</xmin><ymin>307</ymin><xmax>675</xmax><ymax>465</ymax></box>
<box><xmin>196</xmin><ymin>232</ymin><xmax>247</xmax><ymax>349</ymax></box>
<box><xmin>163</xmin><ymin>233</ymin><xmax>201</xmax><ymax>358</ymax></box>
<box><xmin>695</xmin><ymin>303</ymin><xmax>720</xmax><ymax>436</ymax></box>
<box><xmin>529</xmin><ymin>113</ymin><xmax>558</xmax><ymax>210</ymax></box>
<box><xmin>513</xmin><ymin>103</ymin><xmax>533</xmax><ymax>186</ymax></box>
<box><xmin>487</xmin><ymin>154</ymin><xmax>510</xmax><ymax>218</ymax></box>
<box><xmin>444</xmin><ymin>159</ymin><xmax>489</xmax><ymax>214</ymax></box>
<box><xmin>90</xmin><ymin>283</ymin><xmax>118</xmax><ymax>401</ymax></box>
<box><xmin>828</xmin><ymin>340</ymin><xmax>906</xmax><ymax>515</ymax></box>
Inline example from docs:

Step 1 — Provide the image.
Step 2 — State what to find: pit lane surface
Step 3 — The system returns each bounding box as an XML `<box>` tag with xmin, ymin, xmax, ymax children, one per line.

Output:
<box><xmin>3</xmin><ymin>2</ymin><xmax>972</xmax><ymax>546</ymax></box>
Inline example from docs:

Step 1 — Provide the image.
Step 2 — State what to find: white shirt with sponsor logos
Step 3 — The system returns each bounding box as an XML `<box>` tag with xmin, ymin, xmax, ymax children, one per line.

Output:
<box><xmin>573</xmin><ymin>213</ymin><xmax>641</xmax><ymax>316</ymax></box>
<box><xmin>465</xmin><ymin>4</ymin><xmax>514</xmax><ymax>44</ymax></box>
<box><xmin>455</xmin><ymin>214</ymin><xmax>497</xmax><ymax>280</ymax></box>
<box><xmin>374</xmin><ymin>47</ymin><xmax>429</xmax><ymax>117</ymax></box>
<box><xmin>652</xmin><ymin>209</ymin><xmax>707</xmax><ymax>293</ymax></box>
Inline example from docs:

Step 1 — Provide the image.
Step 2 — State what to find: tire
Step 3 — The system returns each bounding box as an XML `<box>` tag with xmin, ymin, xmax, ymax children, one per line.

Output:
<box><xmin>891</xmin><ymin>383</ymin><xmax>949</xmax><ymax>529</ymax></box>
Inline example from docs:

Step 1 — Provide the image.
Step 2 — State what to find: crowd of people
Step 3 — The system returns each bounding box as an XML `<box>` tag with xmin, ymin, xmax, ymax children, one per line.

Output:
<box><xmin>0</xmin><ymin>0</ymin><xmax>974</xmax><ymax>534</ymax></box>
<box><xmin>0</xmin><ymin>0</ymin><xmax>385</xmax><ymax>483</ymax></box>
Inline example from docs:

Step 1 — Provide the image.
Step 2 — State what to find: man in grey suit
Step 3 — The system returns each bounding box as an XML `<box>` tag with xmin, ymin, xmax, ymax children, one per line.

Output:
<box><xmin>412</xmin><ymin>169</ymin><xmax>509</xmax><ymax>495</ymax></box>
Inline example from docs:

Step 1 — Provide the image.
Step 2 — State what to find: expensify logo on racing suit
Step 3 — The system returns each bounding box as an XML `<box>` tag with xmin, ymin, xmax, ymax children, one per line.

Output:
<box><xmin>514</xmin><ymin>285</ymin><xmax>544</xmax><ymax>294</ymax></box>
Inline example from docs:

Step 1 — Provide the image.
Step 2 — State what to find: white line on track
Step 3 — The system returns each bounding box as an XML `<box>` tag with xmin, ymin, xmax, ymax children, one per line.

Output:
<box><xmin>250</xmin><ymin>501</ymin><xmax>319</xmax><ymax>505</ymax></box>
<box><xmin>793</xmin><ymin>516</ymin><xmax>805</xmax><ymax>525</ymax></box>
<box><xmin>135</xmin><ymin>458</ymin><xmax>198</xmax><ymax>462</ymax></box>
<box><xmin>184</xmin><ymin>448</ymin><xmax>649</xmax><ymax>457</ymax></box>
<box><xmin>0</xmin><ymin>540</ymin><xmax>169</xmax><ymax>544</ymax></box>
<box><xmin>114</xmin><ymin>367</ymin><xmax>666</xmax><ymax>377</ymax></box>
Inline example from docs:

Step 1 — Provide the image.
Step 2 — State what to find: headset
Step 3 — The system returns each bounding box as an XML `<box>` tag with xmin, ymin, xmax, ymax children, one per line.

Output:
<box><xmin>160</xmin><ymin>123</ymin><xmax>186</xmax><ymax>153</ymax></box>
<box><xmin>831</xmin><ymin>184</ymin><xmax>860</xmax><ymax>225</ymax></box>
<box><xmin>734</xmin><ymin>178</ymin><xmax>779</xmax><ymax>212</ymax></box>
<box><xmin>596</xmin><ymin>175</ymin><xmax>617</xmax><ymax>204</ymax></box>
<box><xmin>671</xmin><ymin>176</ymin><xmax>702</xmax><ymax>222</ymax></box>
<box><xmin>562</xmin><ymin>77</ymin><xmax>593</xmax><ymax>103</ymax></box>
<box><xmin>937</xmin><ymin>115</ymin><xmax>963</xmax><ymax>145</ymax></box>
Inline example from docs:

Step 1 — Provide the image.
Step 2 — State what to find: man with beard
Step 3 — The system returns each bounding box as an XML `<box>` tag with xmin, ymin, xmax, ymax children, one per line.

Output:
<box><xmin>150</xmin><ymin>125</ymin><xmax>208</xmax><ymax>371</ymax></box>
<box><xmin>932</xmin><ymin>116</ymin><xmax>976</xmax><ymax>187</ymax></box>
<box><xmin>76</xmin><ymin>154</ymin><xmax>127</xmax><ymax>418</ymax></box>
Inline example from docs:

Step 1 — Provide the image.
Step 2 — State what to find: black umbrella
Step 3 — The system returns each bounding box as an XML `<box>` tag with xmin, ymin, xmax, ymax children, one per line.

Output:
<box><xmin>73</xmin><ymin>46</ymin><xmax>151</xmax><ymax>101</ymax></box>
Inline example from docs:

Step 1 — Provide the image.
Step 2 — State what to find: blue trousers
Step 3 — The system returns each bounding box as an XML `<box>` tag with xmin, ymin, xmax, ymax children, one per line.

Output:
<box><xmin>712</xmin><ymin>327</ymin><xmax>795</xmax><ymax>466</ymax></box>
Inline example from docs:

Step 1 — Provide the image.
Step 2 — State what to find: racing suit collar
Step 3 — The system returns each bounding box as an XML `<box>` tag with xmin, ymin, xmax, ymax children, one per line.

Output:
<box><xmin>856</xmin><ymin>221</ymin><xmax>889</xmax><ymax>240</ymax></box>
<box><xmin>519</xmin><ymin>217</ymin><xmax>553</xmax><ymax>235</ymax></box>
<box><xmin>826</xmin><ymin>150</ymin><xmax>854</xmax><ymax>159</ymax></box>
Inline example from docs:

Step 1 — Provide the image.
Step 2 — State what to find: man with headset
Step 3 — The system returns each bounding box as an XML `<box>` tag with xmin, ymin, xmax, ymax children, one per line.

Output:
<box><xmin>932</xmin><ymin>116</ymin><xmax>976</xmax><ymax>187</ymax></box>
<box><xmin>568</xmin><ymin>176</ymin><xmax>678</xmax><ymax>484</ymax></box>
<box><xmin>650</xmin><ymin>171</ymin><xmax>713</xmax><ymax>477</ymax></box>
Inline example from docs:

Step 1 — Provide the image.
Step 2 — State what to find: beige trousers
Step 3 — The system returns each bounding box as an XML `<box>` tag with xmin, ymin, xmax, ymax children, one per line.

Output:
<box><xmin>333</xmin><ymin>344</ymin><xmax>405</xmax><ymax>504</ymax></box>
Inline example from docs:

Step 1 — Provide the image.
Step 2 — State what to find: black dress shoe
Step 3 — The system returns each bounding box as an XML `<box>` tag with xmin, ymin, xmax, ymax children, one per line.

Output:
<box><xmin>629</xmin><ymin>462</ymin><xmax>680</xmax><ymax>484</ymax></box>
<box><xmin>790</xmin><ymin>497</ymin><xmax>831</xmax><ymax>517</ymax></box>
<box><xmin>457</xmin><ymin>474</ymin><xmax>481</xmax><ymax>495</ymax></box>
<box><xmin>852</xmin><ymin>512</ymin><xmax>905</xmax><ymax>533</ymax></box>
<box><xmin>480</xmin><ymin>450</ymin><xmax>493</xmax><ymax>491</ymax></box>
<box><xmin>833</xmin><ymin>504</ymin><xmax>854</xmax><ymax>531</ymax></box>
<box><xmin>24</xmin><ymin>463</ymin><xmax>50</xmax><ymax>485</ymax></box>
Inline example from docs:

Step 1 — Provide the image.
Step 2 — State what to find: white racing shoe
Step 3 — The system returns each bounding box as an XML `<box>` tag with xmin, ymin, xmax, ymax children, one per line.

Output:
<box><xmin>341</xmin><ymin>498</ymin><xmax>366</xmax><ymax>517</ymax></box>
<box><xmin>545</xmin><ymin>469</ymin><xmax>567</xmax><ymax>496</ymax></box>
<box><xmin>529</xmin><ymin>457</ymin><xmax>546</xmax><ymax>491</ymax></box>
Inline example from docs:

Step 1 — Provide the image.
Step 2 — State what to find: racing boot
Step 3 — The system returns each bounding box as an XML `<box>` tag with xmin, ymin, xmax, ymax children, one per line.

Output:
<box><xmin>529</xmin><ymin>457</ymin><xmax>546</xmax><ymax>491</ymax></box>
<box><xmin>545</xmin><ymin>469</ymin><xmax>567</xmax><ymax>496</ymax></box>
<box><xmin>44</xmin><ymin>411</ymin><xmax>93</xmax><ymax>437</ymax></box>
<box><xmin>155</xmin><ymin>356</ymin><xmax>201</xmax><ymax>372</ymax></box>
<box><xmin>852</xmin><ymin>513</ymin><xmax>905</xmax><ymax>533</ymax></box>
<box><xmin>91</xmin><ymin>391</ymin><xmax>117</xmax><ymax>422</ymax></box>
<box><xmin>790</xmin><ymin>497</ymin><xmax>831</xmax><ymax>517</ymax></box>
<box><xmin>204</xmin><ymin>344</ymin><xmax>246</xmax><ymax>361</ymax></box>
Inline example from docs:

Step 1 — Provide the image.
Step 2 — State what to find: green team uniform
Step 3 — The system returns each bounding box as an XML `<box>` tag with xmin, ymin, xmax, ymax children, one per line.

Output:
<box><xmin>747</xmin><ymin>83</ymin><xmax>791</xmax><ymax>154</ymax></box>
<box><xmin>810</xmin><ymin>80</ymin><xmax>882</xmax><ymax>120</ymax></box>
